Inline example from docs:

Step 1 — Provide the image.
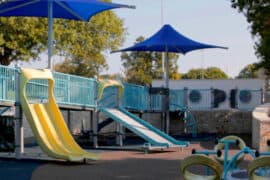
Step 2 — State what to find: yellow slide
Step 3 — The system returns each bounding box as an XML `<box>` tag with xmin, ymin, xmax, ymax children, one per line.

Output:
<box><xmin>20</xmin><ymin>68</ymin><xmax>98</xmax><ymax>162</ymax></box>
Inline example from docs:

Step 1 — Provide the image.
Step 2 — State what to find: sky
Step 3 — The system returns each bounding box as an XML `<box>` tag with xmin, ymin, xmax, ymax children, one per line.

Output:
<box><xmin>19</xmin><ymin>0</ymin><xmax>258</xmax><ymax>78</ymax></box>
<box><xmin>102</xmin><ymin>0</ymin><xmax>258</xmax><ymax>78</ymax></box>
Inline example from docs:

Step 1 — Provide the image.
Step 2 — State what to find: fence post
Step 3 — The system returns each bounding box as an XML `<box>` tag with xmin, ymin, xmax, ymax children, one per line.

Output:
<box><xmin>184</xmin><ymin>87</ymin><xmax>188</xmax><ymax>107</ymax></box>
<box><xmin>14</xmin><ymin>67</ymin><xmax>23</xmax><ymax>159</ymax></box>
<box><xmin>261</xmin><ymin>88</ymin><xmax>264</xmax><ymax>104</ymax></box>
<box><xmin>210</xmin><ymin>87</ymin><xmax>214</xmax><ymax>109</ymax></box>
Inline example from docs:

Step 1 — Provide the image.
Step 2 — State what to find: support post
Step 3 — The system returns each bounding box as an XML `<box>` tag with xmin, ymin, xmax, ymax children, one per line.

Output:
<box><xmin>92</xmin><ymin>110</ymin><xmax>98</xmax><ymax>148</ymax></box>
<box><xmin>14</xmin><ymin>67</ymin><xmax>23</xmax><ymax>159</ymax></box>
<box><xmin>165</xmin><ymin>51</ymin><xmax>170</xmax><ymax>134</ymax></box>
<box><xmin>116</xmin><ymin>123</ymin><xmax>123</xmax><ymax>146</ymax></box>
<box><xmin>67</xmin><ymin>110</ymin><xmax>71</xmax><ymax>130</ymax></box>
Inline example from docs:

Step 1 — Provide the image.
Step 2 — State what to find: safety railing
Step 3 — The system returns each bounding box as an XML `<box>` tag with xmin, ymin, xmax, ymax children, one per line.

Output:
<box><xmin>53</xmin><ymin>72</ymin><xmax>97</xmax><ymax>108</ymax></box>
<box><xmin>0</xmin><ymin>65</ymin><xmax>264</xmax><ymax>111</ymax></box>
<box><xmin>26</xmin><ymin>79</ymin><xmax>49</xmax><ymax>103</ymax></box>
<box><xmin>0</xmin><ymin>65</ymin><xmax>98</xmax><ymax>108</ymax></box>
<box><xmin>170</xmin><ymin>89</ymin><xmax>186</xmax><ymax>111</ymax></box>
<box><xmin>0</xmin><ymin>65</ymin><xmax>16</xmax><ymax>102</ymax></box>
<box><xmin>122</xmin><ymin>82</ymin><xmax>148</xmax><ymax>111</ymax></box>
<box><xmin>98</xmin><ymin>86</ymin><xmax>119</xmax><ymax>108</ymax></box>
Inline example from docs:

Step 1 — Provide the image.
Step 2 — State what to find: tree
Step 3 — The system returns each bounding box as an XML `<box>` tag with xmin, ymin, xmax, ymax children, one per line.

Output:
<box><xmin>121</xmin><ymin>36</ymin><xmax>180</xmax><ymax>85</ymax></box>
<box><xmin>0</xmin><ymin>17</ymin><xmax>47</xmax><ymax>65</ymax></box>
<box><xmin>181</xmin><ymin>68</ymin><xmax>204</xmax><ymax>79</ymax></box>
<box><xmin>0</xmin><ymin>0</ymin><xmax>125</xmax><ymax>78</ymax></box>
<box><xmin>231</xmin><ymin>1</ymin><xmax>270</xmax><ymax>75</ymax></box>
<box><xmin>237</xmin><ymin>63</ymin><xmax>258</xmax><ymax>79</ymax></box>
<box><xmin>182</xmin><ymin>67</ymin><xmax>228</xmax><ymax>79</ymax></box>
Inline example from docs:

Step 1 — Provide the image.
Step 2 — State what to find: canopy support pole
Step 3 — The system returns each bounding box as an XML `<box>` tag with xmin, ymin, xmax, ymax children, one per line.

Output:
<box><xmin>165</xmin><ymin>51</ymin><xmax>170</xmax><ymax>134</ymax></box>
<box><xmin>48</xmin><ymin>0</ymin><xmax>53</xmax><ymax>70</ymax></box>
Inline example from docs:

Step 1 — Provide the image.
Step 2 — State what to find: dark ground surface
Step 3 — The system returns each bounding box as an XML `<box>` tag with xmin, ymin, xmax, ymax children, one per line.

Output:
<box><xmin>0</xmin><ymin>134</ymin><xmax>254</xmax><ymax>180</ymax></box>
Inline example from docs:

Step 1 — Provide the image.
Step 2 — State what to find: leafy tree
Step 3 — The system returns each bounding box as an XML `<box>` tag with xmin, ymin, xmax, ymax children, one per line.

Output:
<box><xmin>121</xmin><ymin>36</ymin><xmax>180</xmax><ymax>85</ymax></box>
<box><xmin>0</xmin><ymin>0</ymin><xmax>125</xmax><ymax>78</ymax></box>
<box><xmin>231</xmin><ymin>0</ymin><xmax>270</xmax><ymax>75</ymax></box>
<box><xmin>182</xmin><ymin>67</ymin><xmax>228</xmax><ymax>79</ymax></box>
<box><xmin>53</xmin><ymin>10</ymin><xmax>125</xmax><ymax>77</ymax></box>
<box><xmin>0</xmin><ymin>17</ymin><xmax>47</xmax><ymax>65</ymax></box>
<box><xmin>181</xmin><ymin>68</ymin><xmax>204</xmax><ymax>79</ymax></box>
<box><xmin>204</xmin><ymin>67</ymin><xmax>228</xmax><ymax>79</ymax></box>
<box><xmin>237</xmin><ymin>63</ymin><xmax>258</xmax><ymax>79</ymax></box>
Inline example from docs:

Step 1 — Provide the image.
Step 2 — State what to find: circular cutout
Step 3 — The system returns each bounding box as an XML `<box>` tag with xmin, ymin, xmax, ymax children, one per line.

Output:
<box><xmin>239</xmin><ymin>90</ymin><xmax>252</xmax><ymax>103</ymax></box>
<box><xmin>189</xmin><ymin>90</ymin><xmax>201</xmax><ymax>103</ymax></box>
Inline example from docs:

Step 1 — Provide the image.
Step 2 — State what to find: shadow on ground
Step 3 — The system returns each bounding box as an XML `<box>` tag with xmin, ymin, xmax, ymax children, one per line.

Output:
<box><xmin>31</xmin><ymin>159</ymin><xmax>183</xmax><ymax>180</ymax></box>
<box><xmin>0</xmin><ymin>159</ymin><xmax>44</xmax><ymax>180</ymax></box>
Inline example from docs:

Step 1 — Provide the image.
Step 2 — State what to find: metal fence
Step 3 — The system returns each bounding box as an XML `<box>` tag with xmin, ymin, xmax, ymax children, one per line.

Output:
<box><xmin>53</xmin><ymin>72</ymin><xmax>97</xmax><ymax>107</ymax></box>
<box><xmin>0</xmin><ymin>65</ymin><xmax>16</xmax><ymax>102</ymax></box>
<box><xmin>0</xmin><ymin>65</ymin><xmax>263</xmax><ymax>111</ymax></box>
<box><xmin>0</xmin><ymin>65</ymin><xmax>98</xmax><ymax>107</ymax></box>
<box><xmin>122</xmin><ymin>82</ymin><xmax>148</xmax><ymax>111</ymax></box>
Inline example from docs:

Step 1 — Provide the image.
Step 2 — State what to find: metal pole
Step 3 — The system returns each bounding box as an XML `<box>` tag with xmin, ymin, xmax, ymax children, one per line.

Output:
<box><xmin>165</xmin><ymin>51</ymin><xmax>169</xmax><ymax>88</ymax></box>
<box><xmin>165</xmin><ymin>51</ymin><xmax>170</xmax><ymax>134</ymax></box>
<box><xmin>92</xmin><ymin>110</ymin><xmax>98</xmax><ymax>148</ymax></box>
<box><xmin>15</xmin><ymin>67</ymin><xmax>23</xmax><ymax>159</ymax></box>
<box><xmin>48</xmin><ymin>0</ymin><xmax>53</xmax><ymax>70</ymax></box>
<box><xmin>116</xmin><ymin>123</ymin><xmax>123</xmax><ymax>146</ymax></box>
<box><xmin>161</xmin><ymin>0</ymin><xmax>165</xmax><ymax>80</ymax></box>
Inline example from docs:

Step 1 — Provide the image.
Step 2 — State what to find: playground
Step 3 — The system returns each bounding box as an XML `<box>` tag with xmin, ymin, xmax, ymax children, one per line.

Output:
<box><xmin>0</xmin><ymin>67</ymin><xmax>268</xmax><ymax>179</ymax></box>
<box><xmin>0</xmin><ymin>1</ymin><xmax>269</xmax><ymax>180</ymax></box>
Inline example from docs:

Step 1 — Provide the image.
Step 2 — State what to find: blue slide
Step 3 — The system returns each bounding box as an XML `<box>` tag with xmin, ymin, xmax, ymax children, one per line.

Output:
<box><xmin>100</xmin><ymin>107</ymin><xmax>189</xmax><ymax>149</ymax></box>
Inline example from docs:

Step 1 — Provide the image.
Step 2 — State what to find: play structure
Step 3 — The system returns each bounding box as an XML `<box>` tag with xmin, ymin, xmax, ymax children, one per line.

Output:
<box><xmin>5</xmin><ymin>68</ymin><xmax>190</xmax><ymax>161</ymax></box>
<box><xmin>20</xmin><ymin>68</ymin><xmax>98</xmax><ymax>162</ymax></box>
<box><xmin>181</xmin><ymin>135</ymin><xmax>270</xmax><ymax>180</ymax></box>
<box><xmin>0</xmin><ymin>65</ymin><xmax>264</xmax><ymax>162</ymax></box>
<box><xmin>97</xmin><ymin>79</ymin><xmax>189</xmax><ymax>151</ymax></box>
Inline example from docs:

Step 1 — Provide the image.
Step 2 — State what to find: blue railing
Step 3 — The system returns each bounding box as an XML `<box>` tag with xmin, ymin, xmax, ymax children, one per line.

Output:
<box><xmin>98</xmin><ymin>86</ymin><xmax>119</xmax><ymax>108</ymax></box>
<box><xmin>0</xmin><ymin>65</ymin><xmax>263</xmax><ymax>111</ymax></box>
<box><xmin>122</xmin><ymin>82</ymin><xmax>148</xmax><ymax>111</ymax></box>
<box><xmin>0</xmin><ymin>65</ymin><xmax>16</xmax><ymax>102</ymax></box>
<box><xmin>0</xmin><ymin>65</ymin><xmax>98</xmax><ymax>108</ymax></box>
<box><xmin>53</xmin><ymin>72</ymin><xmax>97</xmax><ymax>107</ymax></box>
<box><xmin>26</xmin><ymin>79</ymin><xmax>49</xmax><ymax>103</ymax></box>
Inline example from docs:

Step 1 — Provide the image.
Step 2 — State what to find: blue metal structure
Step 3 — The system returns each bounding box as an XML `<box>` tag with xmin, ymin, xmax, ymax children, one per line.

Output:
<box><xmin>0</xmin><ymin>65</ymin><xmax>263</xmax><ymax>111</ymax></box>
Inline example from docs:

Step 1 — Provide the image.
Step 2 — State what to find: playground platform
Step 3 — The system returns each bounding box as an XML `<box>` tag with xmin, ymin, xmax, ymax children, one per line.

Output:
<box><xmin>0</xmin><ymin>139</ymin><xmax>252</xmax><ymax>180</ymax></box>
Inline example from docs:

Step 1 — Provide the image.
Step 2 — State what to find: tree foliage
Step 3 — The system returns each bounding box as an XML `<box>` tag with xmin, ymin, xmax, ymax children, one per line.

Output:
<box><xmin>182</xmin><ymin>67</ymin><xmax>228</xmax><ymax>79</ymax></box>
<box><xmin>0</xmin><ymin>17</ymin><xmax>47</xmax><ymax>65</ymax></box>
<box><xmin>121</xmin><ymin>36</ymin><xmax>180</xmax><ymax>85</ymax></box>
<box><xmin>237</xmin><ymin>63</ymin><xmax>258</xmax><ymax>79</ymax></box>
<box><xmin>54</xmin><ymin>10</ymin><xmax>125</xmax><ymax>77</ymax></box>
<box><xmin>231</xmin><ymin>0</ymin><xmax>270</xmax><ymax>74</ymax></box>
<box><xmin>0</xmin><ymin>0</ymin><xmax>125</xmax><ymax>78</ymax></box>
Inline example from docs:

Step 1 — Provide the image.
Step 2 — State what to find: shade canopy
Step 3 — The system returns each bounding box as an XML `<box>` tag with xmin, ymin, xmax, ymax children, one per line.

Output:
<box><xmin>0</xmin><ymin>0</ymin><xmax>134</xmax><ymax>21</ymax></box>
<box><xmin>114</xmin><ymin>24</ymin><xmax>227</xmax><ymax>54</ymax></box>
<box><xmin>0</xmin><ymin>0</ymin><xmax>135</xmax><ymax>69</ymax></box>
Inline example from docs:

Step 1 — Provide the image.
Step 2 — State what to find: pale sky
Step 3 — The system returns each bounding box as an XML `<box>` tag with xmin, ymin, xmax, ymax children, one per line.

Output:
<box><xmin>103</xmin><ymin>0</ymin><xmax>258</xmax><ymax>78</ymax></box>
<box><xmin>19</xmin><ymin>0</ymin><xmax>258</xmax><ymax>79</ymax></box>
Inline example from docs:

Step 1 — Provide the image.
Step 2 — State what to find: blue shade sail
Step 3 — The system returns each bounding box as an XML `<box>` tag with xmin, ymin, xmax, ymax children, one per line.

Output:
<box><xmin>0</xmin><ymin>0</ymin><xmax>135</xmax><ymax>69</ymax></box>
<box><xmin>114</xmin><ymin>24</ymin><xmax>227</xmax><ymax>54</ymax></box>
<box><xmin>0</xmin><ymin>0</ymin><xmax>134</xmax><ymax>21</ymax></box>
